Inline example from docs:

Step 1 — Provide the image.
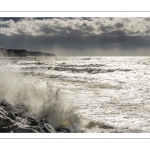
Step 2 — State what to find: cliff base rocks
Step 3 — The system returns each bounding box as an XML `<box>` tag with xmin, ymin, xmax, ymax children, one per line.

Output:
<box><xmin>0</xmin><ymin>100</ymin><xmax>70</xmax><ymax>133</ymax></box>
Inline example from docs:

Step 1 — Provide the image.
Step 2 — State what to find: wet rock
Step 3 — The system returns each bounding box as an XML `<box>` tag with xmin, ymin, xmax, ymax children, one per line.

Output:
<box><xmin>40</xmin><ymin>119</ymin><xmax>49</xmax><ymax>124</ymax></box>
<box><xmin>30</xmin><ymin>126</ymin><xmax>45</xmax><ymax>133</ymax></box>
<box><xmin>45</xmin><ymin>124</ymin><xmax>56</xmax><ymax>133</ymax></box>
<box><xmin>27</xmin><ymin>116</ymin><xmax>39</xmax><ymax>126</ymax></box>
<box><xmin>0</xmin><ymin>101</ymin><xmax>57</xmax><ymax>133</ymax></box>
<box><xmin>0</xmin><ymin>100</ymin><xmax>10</xmax><ymax>108</ymax></box>
<box><xmin>0</xmin><ymin>108</ymin><xmax>7</xmax><ymax>116</ymax></box>
<box><xmin>42</xmin><ymin>123</ymin><xmax>56</xmax><ymax>133</ymax></box>
<box><xmin>0</xmin><ymin>115</ymin><xmax>14</xmax><ymax>128</ymax></box>
<box><xmin>0</xmin><ymin>100</ymin><xmax>12</xmax><ymax>111</ymax></box>
<box><xmin>56</xmin><ymin>127</ymin><xmax>71</xmax><ymax>133</ymax></box>
<box><xmin>0</xmin><ymin>124</ymin><xmax>18</xmax><ymax>133</ymax></box>
<box><xmin>16</xmin><ymin>117</ymin><xmax>28</xmax><ymax>125</ymax></box>
<box><xmin>8</xmin><ymin>112</ymin><xmax>16</xmax><ymax>120</ymax></box>
<box><xmin>13</xmin><ymin>127</ymin><xmax>38</xmax><ymax>133</ymax></box>
<box><xmin>13</xmin><ymin>104</ymin><xmax>28</xmax><ymax>116</ymax></box>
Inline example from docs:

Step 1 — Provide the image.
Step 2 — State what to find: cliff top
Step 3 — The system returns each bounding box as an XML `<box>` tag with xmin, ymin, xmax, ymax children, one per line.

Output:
<box><xmin>0</xmin><ymin>48</ymin><xmax>55</xmax><ymax>56</ymax></box>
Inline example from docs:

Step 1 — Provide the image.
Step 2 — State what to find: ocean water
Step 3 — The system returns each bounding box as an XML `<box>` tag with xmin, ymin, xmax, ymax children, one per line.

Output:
<box><xmin>0</xmin><ymin>56</ymin><xmax>150</xmax><ymax>133</ymax></box>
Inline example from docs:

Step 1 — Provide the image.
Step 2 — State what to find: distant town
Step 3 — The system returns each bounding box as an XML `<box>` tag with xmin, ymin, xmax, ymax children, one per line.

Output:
<box><xmin>0</xmin><ymin>48</ymin><xmax>55</xmax><ymax>57</ymax></box>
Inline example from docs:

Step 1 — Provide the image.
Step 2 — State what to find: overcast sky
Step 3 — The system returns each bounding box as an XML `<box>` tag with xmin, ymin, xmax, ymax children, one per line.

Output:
<box><xmin>0</xmin><ymin>17</ymin><xmax>150</xmax><ymax>56</ymax></box>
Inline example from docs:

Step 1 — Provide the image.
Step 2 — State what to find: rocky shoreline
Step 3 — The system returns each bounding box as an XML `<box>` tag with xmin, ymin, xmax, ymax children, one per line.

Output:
<box><xmin>0</xmin><ymin>100</ymin><xmax>70</xmax><ymax>133</ymax></box>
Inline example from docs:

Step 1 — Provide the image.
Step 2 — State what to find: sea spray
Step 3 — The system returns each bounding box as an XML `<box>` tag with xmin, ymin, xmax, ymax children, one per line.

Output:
<box><xmin>0</xmin><ymin>59</ymin><xmax>81</xmax><ymax>132</ymax></box>
<box><xmin>38</xmin><ymin>84</ymin><xmax>80</xmax><ymax>131</ymax></box>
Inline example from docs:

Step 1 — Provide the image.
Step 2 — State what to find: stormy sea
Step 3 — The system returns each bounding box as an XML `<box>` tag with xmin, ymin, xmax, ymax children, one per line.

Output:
<box><xmin>0</xmin><ymin>56</ymin><xmax>150</xmax><ymax>133</ymax></box>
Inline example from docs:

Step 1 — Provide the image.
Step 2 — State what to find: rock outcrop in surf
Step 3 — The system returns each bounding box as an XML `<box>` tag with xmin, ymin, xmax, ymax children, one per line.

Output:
<box><xmin>0</xmin><ymin>48</ymin><xmax>55</xmax><ymax>57</ymax></box>
<box><xmin>0</xmin><ymin>100</ymin><xmax>70</xmax><ymax>133</ymax></box>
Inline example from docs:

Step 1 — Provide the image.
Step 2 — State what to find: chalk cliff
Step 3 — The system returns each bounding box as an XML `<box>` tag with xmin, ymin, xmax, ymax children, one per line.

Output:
<box><xmin>0</xmin><ymin>48</ymin><xmax>55</xmax><ymax>57</ymax></box>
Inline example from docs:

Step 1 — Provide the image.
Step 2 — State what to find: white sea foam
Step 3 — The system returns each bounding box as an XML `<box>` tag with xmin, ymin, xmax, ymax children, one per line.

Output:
<box><xmin>1</xmin><ymin>56</ymin><xmax>150</xmax><ymax>132</ymax></box>
<box><xmin>0</xmin><ymin>58</ymin><xmax>81</xmax><ymax>132</ymax></box>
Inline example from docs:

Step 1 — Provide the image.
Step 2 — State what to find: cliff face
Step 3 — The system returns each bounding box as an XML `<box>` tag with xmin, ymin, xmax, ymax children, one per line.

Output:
<box><xmin>0</xmin><ymin>48</ymin><xmax>55</xmax><ymax>57</ymax></box>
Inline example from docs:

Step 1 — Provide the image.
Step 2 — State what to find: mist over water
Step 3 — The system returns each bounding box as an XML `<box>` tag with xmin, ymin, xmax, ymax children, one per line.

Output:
<box><xmin>0</xmin><ymin>58</ymin><xmax>81</xmax><ymax>132</ymax></box>
<box><xmin>1</xmin><ymin>56</ymin><xmax>150</xmax><ymax>132</ymax></box>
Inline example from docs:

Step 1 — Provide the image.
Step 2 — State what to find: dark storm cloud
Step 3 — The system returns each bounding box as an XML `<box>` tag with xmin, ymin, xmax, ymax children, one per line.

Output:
<box><xmin>0</xmin><ymin>24</ymin><xmax>9</xmax><ymax>28</ymax></box>
<box><xmin>0</xmin><ymin>17</ymin><xmax>150</xmax><ymax>55</ymax></box>
<box><xmin>0</xmin><ymin>17</ymin><xmax>54</xmax><ymax>22</ymax></box>
<box><xmin>0</xmin><ymin>17</ymin><xmax>24</xmax><ymax>22</ymax></box>
<box><xmin>145</xmin><ymin>18</ymin><xmax>150</xmax><ymax>21</ymax></box>
<box><xmin>1</xmin><ymin>17</ymin><xmax>150</xmax><ymax>36</ymax></box>
<box><xmin>101</xmin><ymin>30</ymin><xmax>126</xmax><ymax>36</ymax></box>
<box><xmin>1</xmin><ymin>33</ymin><xmax>150</xmax><ymax>55</ymax></box>
<box><xmin>99</xmin><ymin>26</ymin><xmax>114</xmax><ymax>33</ymax></box>
<box><xmin>115</xmin><ymin>23</ymin><xmax>124</xmax><ymax>28</ymax></box>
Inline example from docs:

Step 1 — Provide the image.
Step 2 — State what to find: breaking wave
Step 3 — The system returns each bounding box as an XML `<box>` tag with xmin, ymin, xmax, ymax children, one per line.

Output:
<box><xmin>0</xmin><ymin>62</ymin><xmax>81</xmax><ymax>132</ymax></box>
<box><xmin>54</xmin><ymin>63</ymin><xmax>132</xmax><ymax>74</ymax></box>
